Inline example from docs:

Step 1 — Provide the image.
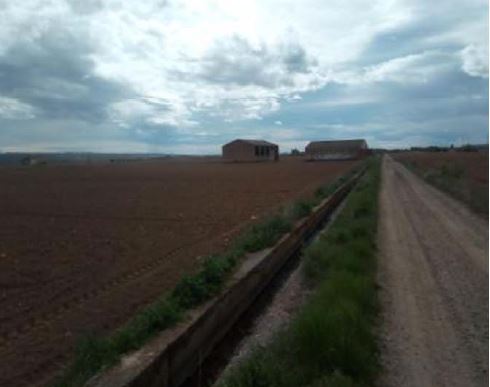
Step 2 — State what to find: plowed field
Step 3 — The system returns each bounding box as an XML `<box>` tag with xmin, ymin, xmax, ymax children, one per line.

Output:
<box><xmin>0</xmin><ymin>156</ymin><xmax>358</xmax><ymax>387</ymax></box>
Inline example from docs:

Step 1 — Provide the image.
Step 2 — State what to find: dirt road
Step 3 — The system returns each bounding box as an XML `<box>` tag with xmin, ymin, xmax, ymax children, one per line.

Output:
<box><xmin>378</xmin><ymin>156</ymin><xmax>488</xmax><ymax>387</ymax></box>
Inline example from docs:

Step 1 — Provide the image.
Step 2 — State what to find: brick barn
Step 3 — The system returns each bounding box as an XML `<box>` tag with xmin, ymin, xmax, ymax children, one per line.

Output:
<box><xmin>222</xmin><ymin>139</ymin><xmax>279</xmax><ymax>162</ymax></box>
<box><xmin>305</xmin><ymin>139</ymin><xmax>368</xmax><ymax>160</ymax></box>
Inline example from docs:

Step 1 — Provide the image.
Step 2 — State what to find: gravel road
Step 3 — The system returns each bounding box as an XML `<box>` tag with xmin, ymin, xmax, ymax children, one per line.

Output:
<box><xmin>377</xmin><ymin>156</ymin><xmax>488</xmax><ymax>387</ymax></box>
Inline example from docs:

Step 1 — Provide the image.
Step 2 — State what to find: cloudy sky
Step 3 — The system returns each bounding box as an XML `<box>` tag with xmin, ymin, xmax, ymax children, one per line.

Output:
<box><xmin>0</xmin><ymin>0</ymin><xmax>488</xmax><ymax>153</ymax></box>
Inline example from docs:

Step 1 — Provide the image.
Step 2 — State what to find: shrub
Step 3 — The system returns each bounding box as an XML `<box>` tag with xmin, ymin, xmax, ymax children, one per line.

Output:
<box><xmin>284</xmin><ymin>199</ymin><xmax>316</xmax><ymax>221</ymax></box>
<box><xmin>236</xmin><ymin>216</ymin><xmax>291</xmax><ymax>252</ymax></box>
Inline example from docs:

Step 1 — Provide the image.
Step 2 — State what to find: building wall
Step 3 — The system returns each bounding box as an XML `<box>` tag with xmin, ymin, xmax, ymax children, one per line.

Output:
<box><xmin>223</xmin><ymin>142</ymin><xmax>255</xmax><ymax>161</ymax></box>
<box><xmin>253</xmin><ymin>145</ymin><xmax>278</xmax><ymax>161</ymax></box>
<box><xmin>222</xmin><ymin>142</ymin><xmax>278</xmax><ymax>162</ymax></box>
<box><xmin>305</xmin><ymin>144</ymin><xmax>368</xmax><ymax>160</ymax></box>
<box><xmin>307</xmin><ymin>151</ymin><xmax>358</xmax><ymax>161</ymax></box>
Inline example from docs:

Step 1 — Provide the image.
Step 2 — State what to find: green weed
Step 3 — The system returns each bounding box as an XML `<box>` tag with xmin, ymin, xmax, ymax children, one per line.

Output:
<box><xmin>400</xmin><ymin>157</ymin><xmax>487</xmax><ymax>216</ymax></box>
<box><xmin>235</xmin><ymin>216</ymin><xmax>292</xmax><ymax>253</ymax></box>
<box><xmin>54</xmin><ymin>163</ymin><xmax>365</xmax><ymax>387</ymax></box>
<box><xmin>284</xmin><ymin>199</ymin><xmax>316</xmax><ymax>221</ymax></box>
<box><xmin>218</xmin><ymin>157</ymin><xmax>381</xmax><ymax>387</ymax></box>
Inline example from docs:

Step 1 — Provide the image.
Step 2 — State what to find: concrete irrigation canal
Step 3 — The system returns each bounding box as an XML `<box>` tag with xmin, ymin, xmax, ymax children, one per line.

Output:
<box><xmin>86</xmin><ymin>169</ymin><xmax>365</xmax><ymax>387</ymax></box>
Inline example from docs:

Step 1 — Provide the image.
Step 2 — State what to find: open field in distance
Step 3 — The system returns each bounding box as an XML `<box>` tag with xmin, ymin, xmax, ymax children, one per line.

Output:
<box><xmin>392</xmin><ymin>151</ymin><xmax>488</xmax><ymax>215</ymax></box>
<box><xmin>0</xmin><ymin>156</ymin><xmax>358</xmax><ymax>387</ymax></box>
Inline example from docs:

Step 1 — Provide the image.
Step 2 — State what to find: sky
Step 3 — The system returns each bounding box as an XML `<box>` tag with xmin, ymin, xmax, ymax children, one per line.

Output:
<box><xmin>0</xmin><ymin>0</ymin><xmax>488</xmax><ymax>154</ymax></box>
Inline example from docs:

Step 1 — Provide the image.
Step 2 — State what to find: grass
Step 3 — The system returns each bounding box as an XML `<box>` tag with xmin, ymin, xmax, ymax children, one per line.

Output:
<box><xmin>55</xmin><ymin>297</ymin><xmax>183</xmax><ymax>387</ymax></box>
<box><xmin>235</xmin><ymin>216</ymin><xmax>292</xmax><ymax>253</ymax></box>
<box><xmin>53</xmin><ymin>252</ymin><xmax>239</xmax><ymax>387</ymax></box>
<box><xmin>53</xmin><ymin>163</ymin><xmax>365</xmax><ymax>387</ymax></box>
<box><xmin>402</xmin><ymin>159</ymin><xmax>488</xmax><ymax>216</ymax></box>
<box><xmin>283</xmin><ymin>165</ymin><xmax>363</xmax><ymax>224</ymax></box>
<box><xmin>218</xmin><ymin>157</ymin><xmax>381</xmax><ymax>387</ymax></box>
<box><xmin>284</xmin><ymin>199</ymin><xmax>316</xmax><ymax>221</ymax></box>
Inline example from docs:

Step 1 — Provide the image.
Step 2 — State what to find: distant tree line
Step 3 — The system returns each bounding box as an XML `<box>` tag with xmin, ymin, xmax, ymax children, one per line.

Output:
<box><xmin>410</xmin><ymin>144</ymin><xmax>487</xmax><ymax>152</ymax></box>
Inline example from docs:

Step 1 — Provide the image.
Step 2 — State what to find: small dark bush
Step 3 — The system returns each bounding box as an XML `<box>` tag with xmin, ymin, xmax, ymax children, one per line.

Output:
<box><xmin>286</xmin><ymin>200</ymin><xmax>315</xmax><ymax>221</ymax></box>
<box><xmin>237</xmin><ymin>216</ymin><xmax>291</xmax><ymax>252</ymax></box>
<box><xmin>172</xmin><ymin>275</ymin><xmax>210</xmax><ymax>308</ymax></box>
<box><xmin>172</xmin><ymin>254</ymin><xmax>237</xmax><ymax>309</ymax></box>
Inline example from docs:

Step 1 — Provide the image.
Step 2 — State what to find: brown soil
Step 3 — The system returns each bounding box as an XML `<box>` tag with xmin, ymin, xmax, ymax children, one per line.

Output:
<box><xmin>377</xmin><ymin>156</ymin><xmax>488</xmax><ymax>387</ymax></box>
<box><xmin>393</xmin><ymin>151</ymin><xmax>488</xmax><ymax>184</ymax></box>
<box><xmin>0</xmin><ymin>156</ymin><xmax>357</xmax><ymax>387</ymax></box>
<box><xmin>393</xmin><ymin>151</ymin><xmax>489</xmax><ymax>216</ymax></box>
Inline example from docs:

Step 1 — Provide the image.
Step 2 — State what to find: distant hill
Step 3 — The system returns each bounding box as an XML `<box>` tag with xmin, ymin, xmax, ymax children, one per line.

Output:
<box><xmin>0</xmin><ymin>152</ymin><xmax>170</xmax><ymax>166</ymax></box>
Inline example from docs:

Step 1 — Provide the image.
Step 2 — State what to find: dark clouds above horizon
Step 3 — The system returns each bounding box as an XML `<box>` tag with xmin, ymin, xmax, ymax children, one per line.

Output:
<box><xmin>0</xmin><ymin>0</ymin><xmax>488</xmax><ymax>153</ymax></box>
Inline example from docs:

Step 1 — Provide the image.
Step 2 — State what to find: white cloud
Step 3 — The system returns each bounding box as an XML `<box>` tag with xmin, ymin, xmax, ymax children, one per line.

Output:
<box><xmin>108</xmin><ymin>98</ymin><xmax>198</xmax><ymax>128</ymax></box>
<box><xmin>324</xmin><ymin>50</ymin><xmax>458</xmax><ymax>85</ymax></box>
<box><xmin>0</xmin><ymin>0</ymin><xmax>487</xmax><ymax>152</ymax></box>
<box><xmin>0</xmin><ymin>0</ymin><xmax>415</xmax><ymax>127</ymax></box>
<box><xmin>274</xmin><ymin>120</ymin><xmax>283</xmax><ymax>125</ymax></box>
<box><xmin>363</xmin><ymin>51</ymin><xmax>454</xmax><ymax>83</ymax></box>
<box><xmin>460</xmin><ymin>44</ymin><xmax>489</xmax><ymax>78</ymax></box>
<box><xmin>286</xmin><ymin>94</ymin><xmax>303</xmax><ymax>101</ymax></box>
<box><xmin>0</xmin><ymin>96</ymin><xmax>37</xmax><ymax>119</ymax></box>
<box><xmin>307</xmin><ymin>95</ymin><xmax>379</xmax><ymax>108</ymax></box>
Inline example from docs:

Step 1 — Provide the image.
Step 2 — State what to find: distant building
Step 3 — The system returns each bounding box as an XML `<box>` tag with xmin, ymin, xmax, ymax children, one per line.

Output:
<box><xmin>222</xmin><ymin>139</ymin><xmax>279</xmax><ymax>162</ymax></box>
<box><xmin>305</xmin><ymin>139</ymin><xmax>368</xmax><ymax>161</ymax></box>
<box><xmin>21</xmin><ymin>155</ymin><xmax>40</xmax><ymax>166</ymax></box>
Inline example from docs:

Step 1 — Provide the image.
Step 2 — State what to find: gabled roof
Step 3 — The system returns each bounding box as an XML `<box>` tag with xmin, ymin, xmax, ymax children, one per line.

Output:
<box><xmin>306</xmin><ymin>139</ymin><xmax>367</xmax><ymax>150</ymax></box>
<box><xmin>225</xmin><ymin>139</ymin><xmax>278</xmax><ymax>147</ymax></box>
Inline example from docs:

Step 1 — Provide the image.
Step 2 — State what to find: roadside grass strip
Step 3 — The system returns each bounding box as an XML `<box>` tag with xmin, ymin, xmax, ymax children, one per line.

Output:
<box><xmin>218</xmin><ymin>157</ymin><xmax>381</xmax><ymax>387</ymax></box>
<box><xmin>53</xmin><ymin>163</ymin><xmax>364</xmax><ymax>387</ymax></box>
<box><xmin>402</xmin><ymin>159</ymin><xmax>488</xmax><ymax>215</ymax></box>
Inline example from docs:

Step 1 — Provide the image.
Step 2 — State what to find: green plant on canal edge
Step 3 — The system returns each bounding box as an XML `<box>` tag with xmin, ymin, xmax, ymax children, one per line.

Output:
<box><xmin>218</xmin><ymin>157</ymin><xmax>381</xmax><ymax>387</ymax></box>
<box><xmin>53</xmin><ymin>162</ymin><xmax>366</xmax><ymax>387</ymax></box>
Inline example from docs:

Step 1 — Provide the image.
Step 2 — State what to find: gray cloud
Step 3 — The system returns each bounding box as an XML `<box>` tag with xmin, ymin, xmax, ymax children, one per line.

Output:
<box><xmin>0</xmin><ymin>0</ymin><xmax>487</xmax><ymax>152</ymax></box>
<box><xmin>357</xmin><ymin>0</ymin><xmax>488</xmax><ymax>77</ymax></box>
<box><xmin>0</xmin><ymin>21</ymin><xmax>134</xmax><ymax>123</ymax></box>
<box><xmin>199</xmin><ymin>36</ymin><xmax>317</xmax><ymax>88</ymax></box>
<box><xmin>67</xmin><ymin>0</ymin><xmax>104</xmax><ymax>15</ymax></box>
